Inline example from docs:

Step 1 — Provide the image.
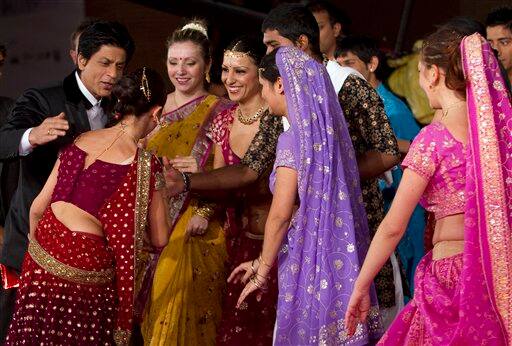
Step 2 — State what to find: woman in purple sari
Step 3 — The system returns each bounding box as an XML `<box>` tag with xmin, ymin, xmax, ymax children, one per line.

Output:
<box><xmin>228</xmin><ymin>47</ymin><xmax>382</xmax><ymax>345</ymax></box>
<box><xmin>345</xmin><ymin>29</ymin><xmax>512</xmax><ymax>344</ymax></box>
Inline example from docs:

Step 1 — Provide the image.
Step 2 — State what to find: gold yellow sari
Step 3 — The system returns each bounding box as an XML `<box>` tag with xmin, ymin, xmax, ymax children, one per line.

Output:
<box><xmin>142</xmin><ymin>95</ymin><xmax>231</xmax><ymax>346</ymax></box>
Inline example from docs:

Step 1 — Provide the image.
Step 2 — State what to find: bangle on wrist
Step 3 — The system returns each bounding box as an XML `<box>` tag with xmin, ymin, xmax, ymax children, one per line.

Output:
<box><xmin>258</xmin><ymin>254</ymin><xmax>273</xmax><ymax>268</ymax></box>
<box><xmin>180</xmin><ymin>171</ymin><xmax>191</xmax><ymax>192</ymax></box>
<box><xmin>193</xmin><ymin>205</ymin><xmax>214</xmax><ymax>220</ymax></box>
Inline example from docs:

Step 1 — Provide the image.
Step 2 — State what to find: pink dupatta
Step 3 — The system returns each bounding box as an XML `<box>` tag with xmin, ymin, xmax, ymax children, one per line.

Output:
<box><xmin>461</xmin><ymin>33</ymin><xmax>512</xmax><ymax>343</ymax></box>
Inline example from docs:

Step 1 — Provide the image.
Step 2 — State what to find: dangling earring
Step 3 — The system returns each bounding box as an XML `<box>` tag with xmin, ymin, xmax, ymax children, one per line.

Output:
<box><xmin>205</xmin><ymin>70</ymin><xmax>211</xmax><ymax>84</ymax></box>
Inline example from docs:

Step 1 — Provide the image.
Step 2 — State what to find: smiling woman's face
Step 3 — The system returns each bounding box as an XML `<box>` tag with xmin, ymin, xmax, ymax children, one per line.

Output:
<box><xmin>167</xmin><ymin>40</ymin><xmax>207</xmax><ymax>94</ymax></box>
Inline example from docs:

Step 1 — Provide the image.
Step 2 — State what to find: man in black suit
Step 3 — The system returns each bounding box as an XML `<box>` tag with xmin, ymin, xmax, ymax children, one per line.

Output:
<box><xmin>0</xmin><ymin>21</ymin><xmax>134</xmax><ymax>341</ymax></box>
<box><xmin>0</xmin><ymin>44</ymin><xmax>16</xmax><ymax>230</ymax></box>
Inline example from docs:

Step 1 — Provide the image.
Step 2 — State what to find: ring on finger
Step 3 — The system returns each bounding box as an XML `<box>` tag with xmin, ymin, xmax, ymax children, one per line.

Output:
<box><xmin>47</xmin><ymin>129</ymin><xmax>53</xmax><ymax>136</ymax></box>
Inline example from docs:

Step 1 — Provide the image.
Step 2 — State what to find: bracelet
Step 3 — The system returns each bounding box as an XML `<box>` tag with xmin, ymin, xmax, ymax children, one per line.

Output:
<box><xmin>181</xmin><ymin>171</ymin><xmax>191</xmax><ymax>192</ymax></box>
<box><xmin>250</xmin><ymin>275</ymin><xmax>268</xmax><ymax>291</ymax></box>
<box><xmin>251</xmin><ymin>259</ymin><xmax>257</xmax><ymax>275</ymax></box>
<box><xmin>255</xmin><ymin>272</ymin><xmax>268</xmax><ymax>281</ymax></box>
<box><xmin>258</xmin><ymin>254</ymin><xmax>273</xmax><ymax>268</ymax></box>
<box><xmin>193</xmin><ymin>205</ymin><xmax>215</xmax><ymax>220</ymax></box>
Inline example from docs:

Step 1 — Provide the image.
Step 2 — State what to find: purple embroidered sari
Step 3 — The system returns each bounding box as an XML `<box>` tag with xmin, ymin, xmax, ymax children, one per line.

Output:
<box><xmin>379</xmin><ymin>33</ymin><xmax>512</xmax><ymax>345</ymax></box>
<box><xmin>271</xmin><ymin>47</ymin><xmax>382</xmax><ymax>345</ymax></box>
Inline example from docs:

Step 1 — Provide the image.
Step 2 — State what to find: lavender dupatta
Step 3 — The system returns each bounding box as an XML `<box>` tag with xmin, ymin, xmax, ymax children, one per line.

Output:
<box><xmin>273</xmin><ymin>47</ymin><xmax>382</xmax><ymax>345</ymax></box>
<box><xmin>462</xmin><ymin>33</ymin><xmax>512</xmax><ymax>343</ymax></box>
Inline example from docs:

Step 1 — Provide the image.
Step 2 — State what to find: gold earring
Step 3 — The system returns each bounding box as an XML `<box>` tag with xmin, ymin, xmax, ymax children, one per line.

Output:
<box><xmin>205</xmin><ymin>71</ymin><xmax>211</xmax><ymax>83</ymax></box>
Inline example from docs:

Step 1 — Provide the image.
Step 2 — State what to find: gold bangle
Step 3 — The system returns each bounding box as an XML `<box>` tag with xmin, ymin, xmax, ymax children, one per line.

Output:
<box><xmin>193</xmin><ymin>205</ymin><xmax>215</xmax><ymax>220</ymax></box>
<box><xmin>251</xmin><ymin>259</ymin><xmax>257</xmax><ymax>275</ymax></box>
<box><xmin>258</xmin><ymin>254</ymin><xmax>273</xmax><ymax>268</ymax></box>
<box><xmin>250</xmin><ymin>275</ymin><xmax>267</xmax><ymax>291</ymax></box>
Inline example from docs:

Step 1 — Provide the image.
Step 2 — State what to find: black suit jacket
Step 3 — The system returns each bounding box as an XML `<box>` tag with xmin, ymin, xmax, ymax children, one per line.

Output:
<box><xmin>0</xmin><ymin>96</ymin><xmax>16</xmax><ymax>225</ymax></box>
<box><xmin>0</xmin><ymin>71</ymin><xmax>96</xmax><ymax>271</ymax></box>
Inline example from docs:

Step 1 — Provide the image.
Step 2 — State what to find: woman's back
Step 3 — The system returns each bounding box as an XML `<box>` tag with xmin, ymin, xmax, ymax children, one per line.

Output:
<box><xmin>50</xmin><ymin>128</ymin><xmax>136</xmax><ymax>237</ymax></box>
<box><xmin>402</xmin><ymin>120</ymin><xmax>467</xmax><ymax>244</ymax></box>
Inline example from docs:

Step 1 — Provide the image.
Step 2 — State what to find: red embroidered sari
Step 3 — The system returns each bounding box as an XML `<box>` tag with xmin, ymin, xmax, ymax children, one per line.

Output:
<box><xmin>5</xmin><ymin>147</ymin><xmax>161</xmax><ymax>346</ymax></box>
<box><xmin>210</xmin><ymin>107</ymin><xmax>279</xmax><ymax>346</ymax></box>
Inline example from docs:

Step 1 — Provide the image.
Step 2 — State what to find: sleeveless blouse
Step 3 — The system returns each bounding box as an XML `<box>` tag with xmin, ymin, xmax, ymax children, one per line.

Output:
<box><xmin>402</xmin><ymin>122</ymin><xmax>466</xmax><ymax>220</ymax></box>
<box><xmin>51</xmin><ymin>144</ymin><xmax>130</xmax><ymax>218</ymax></box>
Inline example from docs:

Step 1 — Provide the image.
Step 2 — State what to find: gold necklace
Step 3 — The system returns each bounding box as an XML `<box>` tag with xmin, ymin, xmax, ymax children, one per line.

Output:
<box><xmin>441</xmin><ymin>100</ymin><xmax>465</xmax><ymax>118</ymax></box>
<box><xmin>237</xmin><ymin>106</ymin><xmax>267</xmax><ymax>125</ymax></box>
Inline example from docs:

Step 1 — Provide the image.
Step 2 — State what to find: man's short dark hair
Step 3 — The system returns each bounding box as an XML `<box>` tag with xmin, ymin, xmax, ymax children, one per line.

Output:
<box><xmin>486</xmin><ymin>6</ymin><xmax>512</xmax><ymax>31</ymax></box>
<box><xmin>70</xmin><ymin>18</ymin><xmax>100</xmax><ymax>50</ymax></box>
<box><xmin>441</xmin><ymin>16</ymin><xmax>485</xmax><ymax>36</ymax></box>
<box><xmin>78</xmin><ymin>20</ymin><xmax>135</xmax><ymax>63</ymax></box>
<box><xmin>336</xmin><ymin>36</ymin><xmax>390</xmax><ymax>81</ymax></box>
<box><xmin>305</xmin><ymin>0</ymin><xmax>350</xmax><ymax>28</ymax></box>
<box><xmin>262</xmin><ymin>3</ymin><xmax>322</xmax><ymax>58</ymax></box>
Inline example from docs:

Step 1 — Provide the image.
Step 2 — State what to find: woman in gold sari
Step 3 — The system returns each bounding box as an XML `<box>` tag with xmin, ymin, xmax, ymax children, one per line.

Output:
<box><xmin>142</xmin><ymin>20</ymin><xmax>233</xmax><ymax>345</ymax></box>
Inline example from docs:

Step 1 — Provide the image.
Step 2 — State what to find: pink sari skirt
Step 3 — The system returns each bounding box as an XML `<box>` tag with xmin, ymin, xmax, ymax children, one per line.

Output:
<box><xmin>378</xmin><ymin>250</ymin><xmax>504</xmax><ymax>345</ymax></box>
<box><xmin>5</xmin><ymin>208</ymin><xmax>116</xmax><ymax>345</ymax></box>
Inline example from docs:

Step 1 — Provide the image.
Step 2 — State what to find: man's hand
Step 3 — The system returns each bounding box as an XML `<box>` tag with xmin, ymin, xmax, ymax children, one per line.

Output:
<box><xmin>28</xmin><ymin>112</ymin><xmax>69</xmax><ymax>146</ymax></box>
<box><xmin>162</xmin><ymin>156</ymin><xmax>185</xmax><ymax>196</ymax></box>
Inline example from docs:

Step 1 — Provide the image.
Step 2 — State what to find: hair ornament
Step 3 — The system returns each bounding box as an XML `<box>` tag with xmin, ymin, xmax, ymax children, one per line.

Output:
<box><xmin>140</xmin><ymin>67</ymin><xmax>151</xmax><ymax>102</ymax></box>
<box><xmin>181</xmin><ymin>22</ymin><xmax>208</xmax><ymax>38</ymax></box>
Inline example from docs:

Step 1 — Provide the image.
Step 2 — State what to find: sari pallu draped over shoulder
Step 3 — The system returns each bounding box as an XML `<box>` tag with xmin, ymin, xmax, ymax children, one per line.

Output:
<box><xmin>461</xmin><ymin>33</ymin><xmax>512</xmax><ymax>343</ymax></box>
<box><xmin>99</xmin><ymin>148</ymin><xmax>162</xmax><ymax>345</ymax></box>
<box><xmin>146</xmin><ymin>95</ymin><xmax>232</xmax><ymax>229</ymax></box>
<box><xmin>379</xmin><ymin>33</ymin><xmax>512</xmax><ymax>346</ymax></box>
<box><xmin>273</xmin><ymin>47</ymin><xmax>382</xmax><ymax>345</ymax></box>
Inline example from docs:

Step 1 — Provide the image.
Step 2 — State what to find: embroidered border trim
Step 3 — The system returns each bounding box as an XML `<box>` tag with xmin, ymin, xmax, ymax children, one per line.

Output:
<box><xmin>28</xmin><ymin>238</ymin><xmax>114</xmax><ymax>285</ymax></box>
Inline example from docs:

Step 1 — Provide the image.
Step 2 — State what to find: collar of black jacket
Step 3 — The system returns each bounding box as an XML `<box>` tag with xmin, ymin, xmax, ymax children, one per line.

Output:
<box><xmin>62</xmin><ymin>70</ymin><xmax>114</xmax><ymax>112</ymax></box>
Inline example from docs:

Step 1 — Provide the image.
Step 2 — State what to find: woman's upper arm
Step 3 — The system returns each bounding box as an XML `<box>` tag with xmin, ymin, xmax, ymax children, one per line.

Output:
<box><xmin>148</xmin><ymin>189</ymin><xmax>169</xmax><ymax>248</ymax></box>
<box><xmin>213</xmin><ymin>144</ymin><xmax>226</xmax><ymax>169</ymax></box>
<box><xmin>383</xmin><ymin>168</ymin><xmax>428</xmax><ymax>233</ymax></box>
<box><xmin>269</xmin><ymin>167</ymin><xmax>298</xmax><ymax>221</ymax></box>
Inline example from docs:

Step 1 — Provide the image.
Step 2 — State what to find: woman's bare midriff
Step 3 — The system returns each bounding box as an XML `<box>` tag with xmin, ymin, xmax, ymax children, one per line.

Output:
<box><xmin>432</xmin><ymin>213</ymin><xmax>464</xmax><ymax>259</ymax></box>
<box><xmin>51</xmin><ymin>201</ymin><xmax>104</xmax><ymax>238</ymax></box>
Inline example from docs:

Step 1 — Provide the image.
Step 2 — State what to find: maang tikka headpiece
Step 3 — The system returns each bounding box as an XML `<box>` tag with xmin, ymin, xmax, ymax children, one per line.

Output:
<box><xmin>224</xmin><ymin>40</ymin><xmax>251</xmax><ymax>59</ymax></box>
<box><xmin>140</xmin><ymin>67</ymin><xmax>151</xmax><ymax>102</ymax></box>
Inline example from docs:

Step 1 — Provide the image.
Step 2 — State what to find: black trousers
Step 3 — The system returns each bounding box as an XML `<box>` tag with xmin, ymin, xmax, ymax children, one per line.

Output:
<box><xmin>0</xmin><ymin>284</ymin><xmax>17</xmax><ymax>343</ymax></box>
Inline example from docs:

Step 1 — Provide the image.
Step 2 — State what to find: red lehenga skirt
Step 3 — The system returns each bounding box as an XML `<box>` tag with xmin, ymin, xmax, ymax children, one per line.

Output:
<box><xmin>217</xmin><ymin>230</ymin><xmax>278</xmax><ymax>346</ymax></box>
<box><xmin>5</xmin><ymin>208</ymin><xmax>116</xmax><ymax>345</ymax></box>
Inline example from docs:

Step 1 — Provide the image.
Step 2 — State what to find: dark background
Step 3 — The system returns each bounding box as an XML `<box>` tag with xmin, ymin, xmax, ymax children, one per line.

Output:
<box><xmin>0</xmin><ymin>0</ymin><xmax>510</xmax><ymax>98</ymax></box>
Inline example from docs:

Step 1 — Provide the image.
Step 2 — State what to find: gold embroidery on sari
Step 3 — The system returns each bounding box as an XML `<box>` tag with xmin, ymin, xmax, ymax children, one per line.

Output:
<box><xmin>28</xmin><ymin>238</ymin><xmax>114</xmax><ymax>285</ymax></box>
<box><xmin>465</xmin><ymin>34</ymin><xmax>512</xmax><ymax>339</ymax></box>
<box><xmin>134</xmin><ymin>148</ymin><xmax>152</xmax><ymax>298</ymax></box>
<box><xmin>113</xmin><ymin>328</ymin><xmax>131</xmax><ymax>346</ymax></box>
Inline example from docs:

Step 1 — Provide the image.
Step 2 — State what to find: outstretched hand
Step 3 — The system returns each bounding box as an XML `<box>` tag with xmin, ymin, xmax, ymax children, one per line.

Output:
<box><xmin>227</xmin><ymin>260</ymin><xmax>264</xmax><ymax>309</ymax></box>
<box><xmin>344</xmin><ymin>287</ymin><xmax>371</xmax><ymax>336</ymax></box>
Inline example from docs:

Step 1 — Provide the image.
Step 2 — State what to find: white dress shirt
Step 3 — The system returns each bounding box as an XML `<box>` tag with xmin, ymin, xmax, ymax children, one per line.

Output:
<box><xmin>19</xmin><ymin>72</ymin><xmax>107</xmax><ymax>155</ymax></box>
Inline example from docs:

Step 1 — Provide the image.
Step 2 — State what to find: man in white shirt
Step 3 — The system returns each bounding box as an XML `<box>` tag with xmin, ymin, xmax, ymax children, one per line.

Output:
<box><xmin>0</xmin><ymin>20</ymin><xmax>134</xmax><ymax>342</ymax></box>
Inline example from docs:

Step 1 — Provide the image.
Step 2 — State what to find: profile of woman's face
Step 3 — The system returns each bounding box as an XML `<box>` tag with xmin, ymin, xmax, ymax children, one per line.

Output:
<box><xmin>221</xmin><ymin>53</ymin><xmax>260</xmax><ymax>103</ymax></box>
<box><xmin>167</xmin><ymin>40</ymin><xmax>207</xmax><ymax>94</ymax></box>
<box><xmin>259</xmin><ymin>75</ymin><xmax>286</xmax><ymax>116</ymax></box>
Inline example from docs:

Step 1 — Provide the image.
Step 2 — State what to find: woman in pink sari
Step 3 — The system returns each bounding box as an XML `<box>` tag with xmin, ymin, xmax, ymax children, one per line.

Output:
<box><xmin>345</xmin><ymin>27</ymin><xmax>512</xmax><ymax>344</ymax></box>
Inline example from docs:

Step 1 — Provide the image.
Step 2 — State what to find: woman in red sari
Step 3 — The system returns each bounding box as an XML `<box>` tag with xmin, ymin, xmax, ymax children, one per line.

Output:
<box><xmin>5</xmin><ymin>67</ymin><xmax>169</xmax><ymax>346</ymax></box>
<box><xmin>210</xmin><ymin>36</ymin><xmax>282</xmax><ymax>346</ymax></box>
